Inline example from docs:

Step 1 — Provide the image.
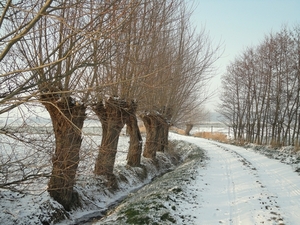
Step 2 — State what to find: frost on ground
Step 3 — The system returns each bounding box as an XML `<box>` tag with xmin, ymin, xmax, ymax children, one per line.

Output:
<box><xmin>87</xmin><ymin>140</ymin><xmax>206</xmax><ymax>225</ymax></box>
<box><xmin>245</xmin><ymin>144</ymin><xmax>300</xmax><ymax>173</ymax></box>
<box><xmin>2</xmin><ymin>131</ymin><xmax>300</xmax><ymax>225</ymax></box>
<box><xmin>170</xmin><ymin>134</ymin><xmax>300</xmax><ymax>225</ymax></box>
<box><xmin>0</xmin><ymin>133</ymin><xmax>198</xmax><ymax>225</ymax></box>
<box><xmin>88</xmin><ymin>133</ymin><xmax>300</xmax><ymax>225</ymax></box>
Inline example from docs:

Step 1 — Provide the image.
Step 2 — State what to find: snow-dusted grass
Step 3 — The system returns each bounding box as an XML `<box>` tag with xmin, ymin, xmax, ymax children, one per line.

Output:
<box><xmin>0</xmin><ymin>131</ymin><xmax>197</xmax><ymax>225</ymax></box>
<box><xmin>87</xmin><ymin>133</ymin><xmax>300</xmax><ymax>225</ymax></box>
<box><xmin>246</xmin><ymin>144</ymin><xmax>300</xmax><ymax>172</ymax></box>
<box><xmin>68</xmin><ymin>137</ymin><xmax>198</xmax><ymax>225</ymax></box>
<box><xmin>88</xmin><ymin>139</ymin><xmax>206</xmax><ymax>225</ymax></box>
<box><xmin>1</xmin><ymin>129</ymin><xmax>300</xmax><ymax>225</ymax></box>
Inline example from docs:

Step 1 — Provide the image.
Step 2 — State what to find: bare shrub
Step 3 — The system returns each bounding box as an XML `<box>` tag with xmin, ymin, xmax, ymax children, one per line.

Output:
<box><xmin>270</xmin><ymin>139</ymin><xmax>282</xmax><ymax>148</ymax></box>
<box><xmin>294</xmin><ymin>142</ymin><xmax>300</xmax><ymax>152</ymax></box>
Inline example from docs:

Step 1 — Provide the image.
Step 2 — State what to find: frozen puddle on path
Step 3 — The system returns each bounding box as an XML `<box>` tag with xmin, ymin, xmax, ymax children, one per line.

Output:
<box><xmin>180</xmin><ymin>135</ymin><xmax>300</xmax><ymax>225</ymax></box>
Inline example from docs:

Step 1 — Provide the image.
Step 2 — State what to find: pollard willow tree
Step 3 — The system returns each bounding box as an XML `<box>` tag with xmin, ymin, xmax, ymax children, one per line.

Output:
<box><xmin>139</xmin><ymin>3</ymin><xmax>220</xmax><ymax>159</ymax></box>
<box><xmin>87</xmin><ymin>0</ymin><xmax>141</xmax><ymax>186</ymax></box>
<box><xmin>90</xmin><ymin>0</ymin><xmax>181</xmax><ymax>184</ymax></box>
<box><xmin>5</xmin><ymin>0</ymin><xmax>125</xmax><ymax>210</ymax></box>
<box><xmin>122</xmin><ymin>0</ymin><xmax>182</xmax><ymax>168</ymax></box>
<box><xmin>181</xmin><ymin>105</ymin><xmax>210</xmax><ymax>136</ymax></box>
<box><xmin>219</xmin><ymin>25</ymin><xmax>300</xmax><ymax>146</ymax></box>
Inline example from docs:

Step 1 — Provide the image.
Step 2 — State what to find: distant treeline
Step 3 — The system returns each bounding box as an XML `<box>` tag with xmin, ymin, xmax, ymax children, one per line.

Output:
<box><xmin>219</xmin><ymin>25</ymin><xmax>300</xmax><ymax>147</ymax></box>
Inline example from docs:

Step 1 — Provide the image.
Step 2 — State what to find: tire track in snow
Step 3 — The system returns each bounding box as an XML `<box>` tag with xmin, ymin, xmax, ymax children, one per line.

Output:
<box><xmin>216</xmin><ymin>142</ymin><xmax>300</xmax><ymax>225</ymax></box>
<box><xmin>223</xmin><ymin>149</ymin><xmax>239</xmax><ymax>224</ymax></box>
<box><xmin>191</xmin><ymin>142</ymin><xmax>250</xmax><ymax>224</ymax></box>
<box><xmin>184</xmin><ymin>137</ymin><xmax>287</xmax><ymax>225</ymax></box>
<box><xmin>224</xmin><ymin>153</ymin><xmax>235</xmax><ymax>223</ymax></box>
<box><xmin>214</xmin><ymin>143</ymin><xmax>285</xmax><ymax>224</ymax></box>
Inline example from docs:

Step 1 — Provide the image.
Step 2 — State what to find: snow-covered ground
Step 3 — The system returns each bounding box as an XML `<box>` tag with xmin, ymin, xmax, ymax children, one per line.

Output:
<box><xmin>0</xmin><ymin>132</ymin><xmax>198</xmax><ymax>225</ymax></box>
<box><xmin>89</xmin><ymin>133</ymin><xmax>300</xmax><ymax>225</ymax></box>
<box><xmin>1</xmin><ymin>131</ymin><xmax>300</xmax><ymax>225</ymax></box>
<box><xmin>174</xmin><ymin>134</ymin><xmax>300</xmax><ymax>225</ymax></box>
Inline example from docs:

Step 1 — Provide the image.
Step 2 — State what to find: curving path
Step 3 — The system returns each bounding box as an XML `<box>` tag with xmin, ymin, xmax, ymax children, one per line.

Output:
<box><xmin>173</xmin><ymin>133</ymin><xmax>300</xmax><ymax>225</ymax></box>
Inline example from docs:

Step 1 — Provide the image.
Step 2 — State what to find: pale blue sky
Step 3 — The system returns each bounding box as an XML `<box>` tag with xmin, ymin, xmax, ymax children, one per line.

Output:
<box><xmin>189</xmin><ymin>0</ymin><xmax>300</xmax><ymax>111</ymax></box>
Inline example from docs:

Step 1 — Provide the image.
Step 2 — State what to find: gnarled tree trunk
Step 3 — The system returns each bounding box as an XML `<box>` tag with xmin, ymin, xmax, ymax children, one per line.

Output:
<box><xmin>42</xmin><ymin>97</ymin><xmax>86</xmax><ymax>211</ymax></box>
<box><xmin>185</xmin><ymin>123</ymin><xmax>193</xmax><ymax>136</ymax></box>
<box><xmin>141</xmin><ymin>114</ymin><xmax>169</xmax><ymax>159</ymax></box>
<box><xmin>158</xmin><ymin>119</ymin><xmax>169</xmax><ymax>152</ymax></box>
<box><xmin>141</xmin><ymin>114</ymin><xmax>159</xmax><ymax>159</ymax></box>
<box><xmin>126</xmin><ymin>101</ymin><xmax>142</xmax><ymax>167</ymax></box>
<box><xmin>93</xmin><ymin>98</ymin><xmax>126</xmax><ymax>187</ymax></box>
<box><xmin>157</xmin><ymin>107</ymin><xmax>172</xmax><ymax>152</ymax></box>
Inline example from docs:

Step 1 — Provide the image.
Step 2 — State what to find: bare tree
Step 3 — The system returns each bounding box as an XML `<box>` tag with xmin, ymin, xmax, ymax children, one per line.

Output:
<box><xmin>0</xmin><ymin>103</ymin><xmax>53</xmax><ymax>195</ymax></box>
<box><xmin>90</xmin><ymin>0</ymin><xmax>201</xmax><ymax>182</ymax></box>
<box><xmin>140</xmin><ymin>2</ymin><xmax>219</xmax><ymax>159</ymax></box>
<box><xmin>89</xmin><ymin>0</ymin><xmax>145</xmax><ymax>186</ymax></box>
<box><xmin>1</xmin><ymin>0</ymin><xmax>219</xmax><ymax>209</ymax></box>
<box><xmin>0</xmin><ymin>0</ymin><xmax>55</xmax><ymax>193</ymax></box>
<box><xmin>4</xmin><ymin>0</ymin><xmax>124</xmax><ymax>210</ymax></box>
<box><xmin>0</xmin><ymin>0</ymin><xmax>55</xmax><ymax>115</ymax></box>
<box><xmin>219</xmin><ymin>25</ymin><xmax>300</xmax><ymax>146</ymax></box>
<box><xmin>182</xmin><ymin>106</ymin><xmax>210</xmax><ymax>136</ymax></box>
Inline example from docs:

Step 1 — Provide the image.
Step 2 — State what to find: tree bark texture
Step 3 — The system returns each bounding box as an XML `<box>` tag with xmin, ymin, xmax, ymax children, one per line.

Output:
<box><xmin>42</xmin><ymin>97</ymin><xmax>86</xmax><ymax>211</ymax></box>
<box><xmin>126</xmin><ymin>101</ymin><xmax>142</xmax><ymax>167</ymax></box>
<box><xmin>141</xmin><ymin>114</ymin><xmax>169</xmax><ymax>159</ymax></box>
<box><xmin>157</xmin><ymin>119</ymin><xmax>169</xmax><ymax>152</ymax></box>
<box><xmin>93</xmin><ymin>98</ymin><xmax>127</xmax><ymax>187</ymax></box>
<box><xmin>185</xmin><ymin>123</ymin><xmax>193</xmax><ymax>136</ymax></box>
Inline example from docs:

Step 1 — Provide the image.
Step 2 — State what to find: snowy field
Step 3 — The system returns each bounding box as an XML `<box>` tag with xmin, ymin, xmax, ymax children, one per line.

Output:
<box><xmin>1</xmin><ymin>130</ymin><xmax>300</xmax><ymax>224</ymax></box>
<box><xmin>0</xmin><ymin>131</ymin><xmax>198</xmax><ymax>225</ymax></box>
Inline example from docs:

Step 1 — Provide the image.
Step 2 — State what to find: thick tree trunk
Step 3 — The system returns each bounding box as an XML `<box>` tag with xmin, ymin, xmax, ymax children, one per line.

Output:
<box><xmin>93</xmin><ymin>101</ymin><xmax>108</xmax><ymax>162</ymax></box>
<box><xmin>43</xmin><ymin>97</ymin><xmax>86</xmax><ymax>211</ymax></box>
<box><xmin>141</xmin><ymin>114</ymin><xmax>169</xmax><ymax>158</ymax></box>
<box><xmin>141</xmin><ymin>114</ymin><xmax>159</xmax><ymax>159</ymax></box>
<box><xmin>126</xmin><ymin>101</ymin><xmax>142</xmax><ymax>167</ymax></box>
<box><xmin>93</xmin><ymin>98</ymin><xmax>126</xmax><ymax>187</ymax></box>
<box><xmin>185</xmin><ymin>123</ymin><xmax>193</xmax><ymax>136</ymax></box>
<box><xmin>157</xmin><ymin>119</ymin><xmax>169</xmax><ymax>152</ymax></box>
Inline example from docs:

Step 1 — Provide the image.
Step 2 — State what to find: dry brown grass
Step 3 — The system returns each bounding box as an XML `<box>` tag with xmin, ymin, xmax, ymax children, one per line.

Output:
<box><xmin>139</xmin><ymin>125</ymin><xmax>186</xmax><ymax>135</ymax></box>
<box><xmin>194</xmin><ymin>131</ymin><xmax>228</xmax><ymax>143</ymax></box>
<box><xmin>169</xmin><ymin>126</ymin><xmax>186</xmax><ymax>135</ymax></box>
<box><xmin>269</xmin><ymin>139</ymin><xmax>282</xmax><ymax>148</ymax></box>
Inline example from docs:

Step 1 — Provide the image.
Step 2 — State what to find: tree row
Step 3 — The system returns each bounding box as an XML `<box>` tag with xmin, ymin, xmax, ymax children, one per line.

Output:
<box><xmin>0</xmin><ymin>0</ymin><xmax>218</xmax><ymax>210</ymax></box>
<box><xmin>219</xmin><ymin>25</ymin><xmax>300</xmax><ymax>147</ymax></box>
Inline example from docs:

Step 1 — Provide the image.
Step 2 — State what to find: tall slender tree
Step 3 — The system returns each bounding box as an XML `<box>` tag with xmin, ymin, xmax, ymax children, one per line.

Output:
<box><xmin>219</xmin><ymin>25</ymin><xmax>300</xmax><ymax>146</ymax></box>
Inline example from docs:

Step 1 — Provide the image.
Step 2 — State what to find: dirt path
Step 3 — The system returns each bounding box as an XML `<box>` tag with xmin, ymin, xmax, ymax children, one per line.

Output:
<box><xmin>183</xmin><ymin>136</ymin><xmax>300</xmax><ymax>225</ymax></box>
<box><xmin>86</xmin><ymin>135</ymin><xmax>300</xmax><ymax>225</ymax></box>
